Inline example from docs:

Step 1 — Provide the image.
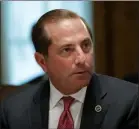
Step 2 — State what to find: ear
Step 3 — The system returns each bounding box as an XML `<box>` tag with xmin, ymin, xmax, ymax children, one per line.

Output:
<box><xmin>34</xmin><ymin>52</ymin><xmax>48</xmax><ymax>72</ymax></box>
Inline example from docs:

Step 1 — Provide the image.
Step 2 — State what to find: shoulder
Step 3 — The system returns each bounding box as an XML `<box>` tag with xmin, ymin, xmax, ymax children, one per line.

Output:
<box><xmin>1</xmin><ymin>80</ymin><xmax>49</xmax><ymax>107</ymax></box>
<box><xmin>95</xmin><ymin>73</ymin><xmax>138</xmax><ymax>99</ymax></box>
<box><xmin>96</xmin><ymin>73</ymin><xmax>138</xmax><ymax>90</ymax></box>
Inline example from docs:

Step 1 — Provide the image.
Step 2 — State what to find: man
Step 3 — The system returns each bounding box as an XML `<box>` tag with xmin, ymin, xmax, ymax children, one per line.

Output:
<box><xmin>0</xmin><ymin>9</ymin><xmax>138</xmax><ymax>129</ymax></box>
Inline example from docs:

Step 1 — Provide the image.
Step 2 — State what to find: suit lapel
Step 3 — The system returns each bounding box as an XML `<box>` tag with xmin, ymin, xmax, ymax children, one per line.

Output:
<box><xmin>29</xmin><ymin>74</ymin><xmax>109</xmax><ymax>129</ymax></box>
<box><xmin>80</xmin><ymin>74</ymin><xmax>109</xmax><ymax>129</ymax></box>
<box><xmin>30</xmin><ymin>80</ymin><xmax>50</xmax><ymax>129</ymax></box>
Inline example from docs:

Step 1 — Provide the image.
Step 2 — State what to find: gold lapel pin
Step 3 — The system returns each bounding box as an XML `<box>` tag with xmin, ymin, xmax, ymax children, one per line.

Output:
<box><xmin>95</xmin><ymin>105</ymin><xmax>102</xmax><ymax>112</ymax></box>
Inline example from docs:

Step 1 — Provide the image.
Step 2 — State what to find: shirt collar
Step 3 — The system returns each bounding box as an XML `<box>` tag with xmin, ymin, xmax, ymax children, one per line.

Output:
<box><xmin>49</xmin><ymin>80</ymin><xmax>87</xmax><ymax>110</ymax></box>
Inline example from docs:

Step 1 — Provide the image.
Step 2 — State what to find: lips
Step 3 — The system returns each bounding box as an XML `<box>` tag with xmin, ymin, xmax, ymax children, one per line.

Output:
<box><xmin>74</xmin><ymin>71</ymin><xmax>88</xmax><ymax>74</ymax></box>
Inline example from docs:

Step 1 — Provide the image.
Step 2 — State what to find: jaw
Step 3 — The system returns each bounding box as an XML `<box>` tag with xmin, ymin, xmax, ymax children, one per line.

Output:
<box><xmin>66</xmin><ymin>74</ymin><xmax>91</xmax><ymax>88</ymax></box>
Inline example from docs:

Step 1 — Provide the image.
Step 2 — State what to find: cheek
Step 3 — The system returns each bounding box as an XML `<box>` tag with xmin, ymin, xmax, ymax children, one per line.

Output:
<box><xmin>86</xmin><ymin>53</ymin><xmax>94</xmax><ymax>63</ymax></box>
<box><xmin>59</xmin><ymin>59</ymin><xmax>73</xmax><ymax>70</ymax></box>
<box><xmin>49</xmin><ymin>57</ymin><xmax>72</xmax><ymax>72</ymax></box>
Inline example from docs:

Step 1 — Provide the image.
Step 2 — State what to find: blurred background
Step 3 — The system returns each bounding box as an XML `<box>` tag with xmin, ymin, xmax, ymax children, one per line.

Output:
<box><xmin>0</xmin><ymin>1</ymin><xmax>138</xmax><ymax>86</ymax></box>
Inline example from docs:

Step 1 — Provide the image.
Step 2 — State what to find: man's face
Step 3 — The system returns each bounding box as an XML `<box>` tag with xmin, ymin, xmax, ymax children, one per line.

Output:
<box><xmin>36</xmin><ymin>18</ymin><xmax>94</xmax><ymax>92</ymax></box>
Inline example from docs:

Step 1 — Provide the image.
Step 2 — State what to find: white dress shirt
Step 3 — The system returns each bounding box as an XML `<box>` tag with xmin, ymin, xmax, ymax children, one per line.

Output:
<box><xmin>49</xmin><ymin>81</ymin><xmax>87</xmax><ymax>129</ymax></box>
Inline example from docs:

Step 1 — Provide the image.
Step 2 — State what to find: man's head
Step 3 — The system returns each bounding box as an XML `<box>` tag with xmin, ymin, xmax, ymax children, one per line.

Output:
<box><xmin>31</xmin><ymin>9</ymin><xmax>94</xmax><ymax>95</ymax></box>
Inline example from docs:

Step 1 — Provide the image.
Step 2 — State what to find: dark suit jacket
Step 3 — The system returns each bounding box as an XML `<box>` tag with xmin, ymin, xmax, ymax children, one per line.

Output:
<box><xmin>0</xmin><ymin>74</ymin><xmax>138</xmax><ymax>129</ymax></box>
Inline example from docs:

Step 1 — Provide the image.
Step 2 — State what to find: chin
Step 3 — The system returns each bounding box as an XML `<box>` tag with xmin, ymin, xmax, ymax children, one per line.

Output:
<box><xmin>75</xmin><ymin>79</ymin><xmax>90</xmax><ymax>87</ymax></box>
<box><xmin>69</xmin><ymin>74</ymin><xmax>92</xmax><ymax>87</ymax></box>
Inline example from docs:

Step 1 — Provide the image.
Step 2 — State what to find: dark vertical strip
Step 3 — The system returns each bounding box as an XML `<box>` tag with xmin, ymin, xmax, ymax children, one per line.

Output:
<box><xmin>137</xmin><ymin>2</ymin><xmax>139</xmax><ymax>85</ymax></box>
<box><xmin>104</xmin><ymin>2</ymin><xmax>114</xmax><ymax>76</ymax></box>
<box><xmin>0</xmin><ymin>2</ymin><xmax>1</xmax><ymax>83</ymax></box>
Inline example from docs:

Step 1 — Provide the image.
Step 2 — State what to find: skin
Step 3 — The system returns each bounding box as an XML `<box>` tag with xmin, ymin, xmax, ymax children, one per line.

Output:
<box><xmin>35</xmin><ymin>18</ymin><xmax>94</xmax><ymax>95</ymax></box>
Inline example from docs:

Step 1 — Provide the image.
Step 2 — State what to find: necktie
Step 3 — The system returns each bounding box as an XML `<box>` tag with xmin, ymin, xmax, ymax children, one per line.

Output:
<box><xmin>57</xmin><ymin>96</ymin><xmax>75</xmax><ymax>129</ymax></box>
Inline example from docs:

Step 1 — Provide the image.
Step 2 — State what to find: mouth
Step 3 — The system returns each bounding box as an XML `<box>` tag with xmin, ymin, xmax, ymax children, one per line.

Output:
<box><xmin>74</xmin><ymin>71</ymin><xmax>88</xmax><ymax>74</ymax></box>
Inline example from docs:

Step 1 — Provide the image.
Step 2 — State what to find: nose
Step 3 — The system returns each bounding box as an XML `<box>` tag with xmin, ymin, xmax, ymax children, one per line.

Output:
<box><xmin>74</xmin><ymin>47</ymin><xmax>86</xmax><ymax>65</ymax></box>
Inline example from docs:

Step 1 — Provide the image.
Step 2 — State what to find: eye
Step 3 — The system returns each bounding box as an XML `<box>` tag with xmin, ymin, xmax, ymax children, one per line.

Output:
<box><xmin>63</xmin><ymin>47</ymin><xmax>73</xmax><ymax>52</ymax></box>
<box><xmin>60</xmin><ymin>47</ymin><xmax>74</xmax><ymax>57</ymax></box>
<box><xmin>83</xmin><ymin>42</ymin><xmax>90</xmax><ymax>47</ymax></box>
<box><xmin>82</xmin><ymin>40</ymin><xmax>92</xmax><ymax>52</ymax></box>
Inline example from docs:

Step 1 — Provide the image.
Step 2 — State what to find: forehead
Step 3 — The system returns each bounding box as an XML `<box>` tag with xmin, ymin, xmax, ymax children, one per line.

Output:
<box><xmin>44</xmin><ymin>18</ymin><xmax>90</xmax><ymax>45</ymax></box>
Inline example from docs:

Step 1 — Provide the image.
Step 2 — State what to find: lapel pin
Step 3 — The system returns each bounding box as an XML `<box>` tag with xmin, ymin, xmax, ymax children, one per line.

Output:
<box><xmin>95</xmin><ymin>105</ymin><xmax>102</xmax><ymax>112</ymax></box>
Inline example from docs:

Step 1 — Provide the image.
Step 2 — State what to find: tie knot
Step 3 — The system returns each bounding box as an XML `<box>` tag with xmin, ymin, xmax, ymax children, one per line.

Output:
<box><xmin>62</xmin><ymin>96</ymin><xmax>75</xmax><ymax>111</ymax></box>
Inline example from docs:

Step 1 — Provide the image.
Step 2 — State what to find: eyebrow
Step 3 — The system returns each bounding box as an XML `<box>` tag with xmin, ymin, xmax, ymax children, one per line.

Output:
<box><xmin>81</xmin><ymin>37</ymin><xmax>92</xmax><ymax>43</ymax></box>
<box><xmin>59</xmin><ymin>43</ymin><xmax>75</xmax><ymax>48</ymax></box>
